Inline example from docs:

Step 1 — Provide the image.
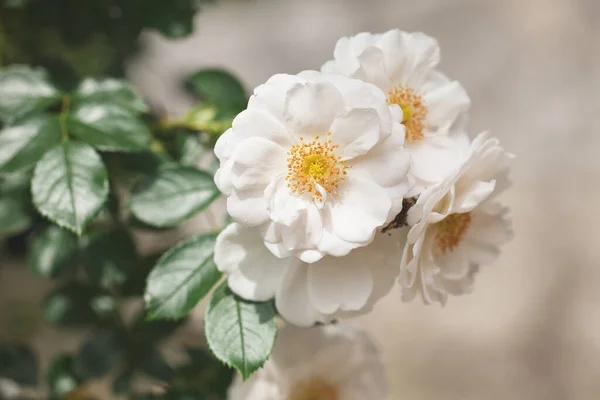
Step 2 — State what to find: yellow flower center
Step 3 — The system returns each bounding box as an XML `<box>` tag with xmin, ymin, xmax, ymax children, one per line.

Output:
<box><xmin>434</xmin><ymin>212</ymin><xmax>471</xmax><ymax>256</ymax></box>
<box><xmin>286</xmin><ymin>133</ymin><xmax>348</xmax><ymax>202</ymax></box>
<box><xmin>288</xmin><ymin>379</ymin><xmax>339</xmax><ymax>400</ymax></box>
<box><xmin>303</xmin><ymin>154</ymin><xmax>328</xmax><ymax>179</ymax></box>
<box><xmin>387</xmin><ymin>84</ymin><xmax>428</xmax><ymax>144</ymax></box>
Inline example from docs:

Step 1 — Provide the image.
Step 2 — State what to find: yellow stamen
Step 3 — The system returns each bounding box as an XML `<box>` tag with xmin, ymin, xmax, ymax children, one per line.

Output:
<box><xmin>288</xmin><ymin>379</ymin><xmax>339</xmax><ymax>400</ymax></box>
<box><xmin>286</xmin><ymin>132</ymin><xmax>348</xmax><ymax>202</ymax></box>
<box><xmin>387</xmin><ymin>84</ymin><xmax>428</xmax><ymax>143</ymax></box>
<box><xmin>434</xmin><ymin>212</ymin><xmax>472</xmax><ymax>256</ymax></box>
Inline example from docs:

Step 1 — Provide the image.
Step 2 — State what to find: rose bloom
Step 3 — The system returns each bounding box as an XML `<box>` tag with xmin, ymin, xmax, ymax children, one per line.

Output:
<box><xmin>214</xmin><ymin>71</ymin><xmax>411</xmax><ymax>263</ymax></box>
<box><xmin>228</xmin><ymin>324</ymin><xmax>387</xmax><ymax>400</ymax></box>
<box><xmin>399</xmin><ymin>132</ymin><xmax>514</xmax><ymax>304</ymax></box>
<box><xmin>215</xmin><ymin>222</ymin><xmax>402</xmax><ymax>326</ymax></box>
<box><xmin>322</xmin><ymin>29</ymin><xmax>471</xmax><ymax>195</ymax></box>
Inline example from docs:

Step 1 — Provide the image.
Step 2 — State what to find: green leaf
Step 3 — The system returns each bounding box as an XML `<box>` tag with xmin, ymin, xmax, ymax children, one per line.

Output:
<box><xmin>0</xmin><ymin>344</ymin><xmax>38</xmax><ymax>386</ymax></box>
<box><xmin>0</xmin><ymin>114</ymin><xmax>61</xmax><ymax>174</ymax></box>
<box><xmin>74</xmin><ymin>329</ymin><xmax>125</xmax><ymax>380</ymax></box>
<box><xmin>43</xmin><ymin>283</ymin><xmax>108</xmax><ymax>327</ymax></box>
<box><xmin>0</xmin><ymin>65</ymin><xmax>62</xmax><ymax>123</ymax></box>
<box><xmin>204</xmin><ymin>282</ymin><xmax>277</xmax><ymax>380</ymax></box>
<box><xmin>130</xmin><ymin>165</ymin><xmax>220</xmax><ymax>228</ymax></box>
<box><xmin>28</xmin><ymin>226</ymin><xmax>78</xmax><ymax>278</ymax></box>
<box><xmin>80</xmin><ymin>229</ymin><xmax>137</xmax><ymax>289</ymax></box>
<box><xmin>144</xmin><ymin>234</ymin><xmax>221</xmax><ymax>320</ymax></box>
<box><xmin>0</xmin><ymin>174</ymin><xmax>34</xmax><ymax>235</ymax></box>
<box><xmin>47</xmin><ymin>355</ymin><xmax>80</xmax><ymax>399</ymax></box>
<box><xmin>31</xmin><ymin>141</ymin><xmax>109</xmax><ymax>235</ymax></box>
<box><xmin>176</xmin><ymin>133</ymin><xmax>206</xmax><ymax>166</ymax></box>
<box><xmin>72</xmin><ymin>78</ymin><xmax>148</xmax><ymax>114</ymax></box>
<box><xmin>68</xmin><ymin>103</ymin><xmax>152</xmax><ymax>152</ymax></box>
<box><xmin>187</xmin><ymin>69</ymin><xmax>247</xmax><ymax>114</ymax></box>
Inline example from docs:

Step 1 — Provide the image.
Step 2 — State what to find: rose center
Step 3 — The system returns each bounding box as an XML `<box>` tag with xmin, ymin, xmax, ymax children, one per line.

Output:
<box><xmin>387</xmin><ymin>84</ymin><xmax>428</xmax><ymax>144</ymax></box>
<box><xmin>286</xmin><ymin>133</ymin><xmax>348</xmax><ymax>202</ymax></box>
<box><xmin>288</xmin><ymin>378</ymin><xmax>339</xmax><ymax>400</ymax></box>
<box><xmin>434</xmin><ymin>212</ymin><xmax>471</xmax><ymax>256</ymax></box>
<box><xmin>303</xmin><ymin>154</ymin><xmax>329</xmax><ymax>179</ymax></box>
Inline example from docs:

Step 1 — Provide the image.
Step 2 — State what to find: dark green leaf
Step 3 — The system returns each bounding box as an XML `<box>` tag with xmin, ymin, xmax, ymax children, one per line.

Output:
<box><xmin>0</xmin><ymin>114</ymin><xmax>61</xmax><ymax>174</ymax></box>
<box><xmin>186</xmin><ymin>69</ymin><xmax>247</xmax><ymax>114</ymax></box>
<box><xmin>68</xmin><ymin>103</ymin><xmax>152</xmax><ymax>152</ymax></box>
<box><xmin>130</xmin><ymin>166</ymin><xmax>220</xmax><ymax>228</ymax></box>
<box><xmin>144</xmin><ymin>234</ymin><xmax>221</xmax><ymax>320</ymax></box>
<box><xmin>0</xmin><ymin>344</ymin><xmax>38</xmax><ymax>386</ymax></box>
<box><xmin>47</xmin><ymin>355</ymin><xmax>79</xmax><ymax>399</ymax></box>
<box><xmin>205</xmin><ymin>282</ymin><xmax>277</xmax><ymax>380</ymax></box>
<box><xmin>43</xmin><ymin>283</ymin><xmax>107</xmax><ymax>327</ymax></box>
<box><xmin>118</xmin><ymin>152</ymin><xmax>168</xmax><ymax>177</ymax></box>
<box><xmin>80</xmin><ymin>229</ymin><xmax>137</xmax><ymax>289</ymax></box>
<box><xmin>74</xmin><ymin>329</ymin><xmax>125</xmax><ymax>380</ymax></box>
<box><xmin>0</xmin><ymin>174</ymin><xmax>34</xmax><ymax>235</ymax></box>
<box><xmin>31</xmin><ymin>141</ymin><xmax>109</xmax><ymax>235</ymax></box>
<box><xmin>28</xmin><ymin>226</ymin><xmax>78</xmax><ymax>278</ymax></box>
<box><xmin>0</xmin><ymin>65</ymin><xmax>62</xmax><ymax>123</ymax></box>
<box><xmin>72</xmin><ymin>78</ymin><xmax>148</xmax><ymax>114</ymax></box>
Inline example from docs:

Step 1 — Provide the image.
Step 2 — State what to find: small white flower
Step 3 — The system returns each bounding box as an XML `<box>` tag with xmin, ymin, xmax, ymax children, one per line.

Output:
<box><xmin>215</xmin><ymin>222</ymin><xmax>402</xmax><ymax>327</ymax></box>
<box><xmin>400</xmin><ymin>133</ymin><xmax>514</xmax><ymax>305</ymax></box>
<box><xmin>227</xmin><ymin>324</ymin><xmax>387</xmax><ymax>400</ymax></box>
<box><xmin>214</xmin><ymin>72</ymin><xmax>411</xmax><ymax>263</ymax></box>
<box><xmin>322</xmin><ymin>30</ymin><xmax>471</xmax><ymax>194</ymax></box>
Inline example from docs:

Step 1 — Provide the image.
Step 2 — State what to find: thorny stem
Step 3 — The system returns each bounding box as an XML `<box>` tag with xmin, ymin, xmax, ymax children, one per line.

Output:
<box><xmin>382</xmin><ymin>197</ymin><xmax>418</xmax><ymax>233</ymax></box>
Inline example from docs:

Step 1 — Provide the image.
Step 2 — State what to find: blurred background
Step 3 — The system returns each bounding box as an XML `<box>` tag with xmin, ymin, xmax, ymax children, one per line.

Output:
<box><xmin>2</xmin><ymin>0</ymin><xmax>600</xmax><ymax>398</ymax></box>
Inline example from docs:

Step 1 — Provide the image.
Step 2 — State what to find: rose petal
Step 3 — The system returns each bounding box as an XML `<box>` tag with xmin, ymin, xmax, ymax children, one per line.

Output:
<box><xmin>275</xmin><ymin>263</ymin><xmax>325</xmax><ymax>327</ymax></box>
<box><xmin>330</xmin><ymin>107</ymin><xmax>381</xmax><ymax>159</ymax></box>
<box><xmin>307</xmin><ymin>255</ymin><xmax>373</xmax><ymax>314</ymax></box>
<box><xmin>230</xmin><ymin>137</ymin><xmax>286</xmax><ymax>191</ymax></box>
<box><xmin>284</xmin><ymin>80</ymin><xmax>344</xmax><ymax>136</ymax></box>
<box><xmin>215</xmin><ymin>224</ymin><xmax>287</xmax><ymax>301</ymax></box>
<box><xmin>226</xmin><ymin>188</ymin><xmax>269</xmax><ymax>227</ymax></box>
<box><xmin>328</xmin><ymin>176</ymin><xmax>391</xmax><ymax>244</ymax></box>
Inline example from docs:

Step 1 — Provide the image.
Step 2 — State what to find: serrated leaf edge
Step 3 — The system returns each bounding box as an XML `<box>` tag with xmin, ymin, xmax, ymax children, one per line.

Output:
<box><xmin>30</xmin><ymin>142</ymin><xmax>109</xmax><ymax>236</ymax></box>
<box><xmin>143</xmin><ymin>233</ymin><xmax>218</xmax><ymax>321</ymax></box>
<box><xmin>203</xmin><ymin>283</ymin><xmax>278</xmax><ymax>380</ymax></box>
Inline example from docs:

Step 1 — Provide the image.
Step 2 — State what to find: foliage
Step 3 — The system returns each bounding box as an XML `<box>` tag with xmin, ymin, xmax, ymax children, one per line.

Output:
<box><xmin>0</xmin><ymin>1</ymin><xmax>272</xmax><ymax>398</ymax></box>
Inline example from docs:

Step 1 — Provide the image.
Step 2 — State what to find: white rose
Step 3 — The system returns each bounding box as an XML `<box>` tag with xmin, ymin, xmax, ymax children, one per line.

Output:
<box><xmin>400</xmin><ymin>132</ymin><xmax>514</xmax><ymax>304</ymax></box>
<box><xmin>322</xmin><ymin>30</ymin><xmax>471</xmax><ymax>194</ymax></box>
<box><xmin>215</xmin><ymin>222</ymin><xmax>402</xmax><ymax>327</ymax></box>
<box><xmin>214</xmin><ymin>72</ymin><xmax>411</xmax><ymax>263</ymax></box>
<box><xmin>227</xmin><ymin>324</ymin><xmax>387</xmax><ymax>400</ymax></box>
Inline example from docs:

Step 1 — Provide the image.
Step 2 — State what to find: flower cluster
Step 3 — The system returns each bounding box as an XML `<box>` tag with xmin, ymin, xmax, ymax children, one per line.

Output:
<box><xmin>214</xmin><ymin>29</ymin><xmax>513</xmax><ymax>398</ymax></box>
